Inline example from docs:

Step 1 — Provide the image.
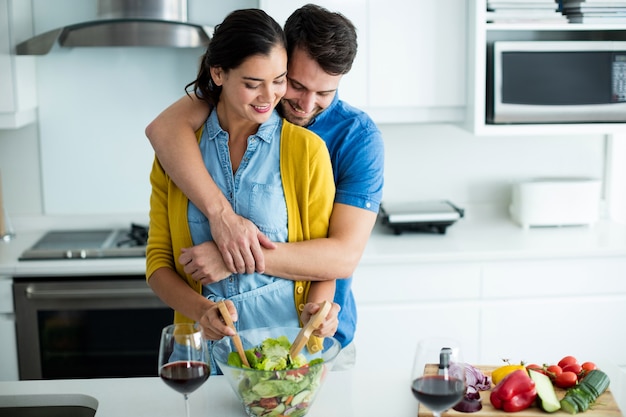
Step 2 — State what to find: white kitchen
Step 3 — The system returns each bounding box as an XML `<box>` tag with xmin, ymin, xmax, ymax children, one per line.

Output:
<box><xmin>1</xmin><ymin>0</ymin><xmax>626</xmax><ymax>416</ymax></box>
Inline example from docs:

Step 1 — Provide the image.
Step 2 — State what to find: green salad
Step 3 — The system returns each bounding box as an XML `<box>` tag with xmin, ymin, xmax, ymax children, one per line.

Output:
<box><xmin>225</xmin><ymin>336</ymin><xmax>327</xmax><ymax>417</ymax></box>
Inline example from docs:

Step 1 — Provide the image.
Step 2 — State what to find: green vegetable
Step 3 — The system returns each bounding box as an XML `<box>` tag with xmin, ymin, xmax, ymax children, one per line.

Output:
<box><xmin>529</xmin><ymin>369</ymin><xmax>561</xmax><ymax>413</ymax></box>
<box><xmin>227</xmin><ymin>335</ymin><xmax>308</xmax><ymax>371</ymax></box>
<box><xmin>225</xmin><ymin>336</ymin><xmax>328</xmax><ymax>417</ymax></box>
<box><xmin>559</xmin><ymin>369</ymin><xmax>610</xmax><ymax>414</ymax></box>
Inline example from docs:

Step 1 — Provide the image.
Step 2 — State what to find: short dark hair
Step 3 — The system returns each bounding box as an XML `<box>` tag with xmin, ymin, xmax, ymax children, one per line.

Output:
<box><xmin>187</xmin><ymin>9</ymin><xmax>286</xmax><ymax>105</ymax></box>
<box><xmin>284</xmin><ymin>4</ymin><xmax>357</xmax><ymax>76</ymax></box>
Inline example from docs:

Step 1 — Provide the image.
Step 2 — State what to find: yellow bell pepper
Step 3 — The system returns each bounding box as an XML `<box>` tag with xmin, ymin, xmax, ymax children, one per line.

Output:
<box><xmin>492</xmin><ymin>364</ymin><xmax>527</xmax><ymax>385</ymax></box>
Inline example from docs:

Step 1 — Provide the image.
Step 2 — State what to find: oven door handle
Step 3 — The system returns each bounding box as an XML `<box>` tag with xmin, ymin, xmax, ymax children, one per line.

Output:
<box><xmin>25</xmin><ymin>286</ymin><xmax>157</xmax><ymax>299</ymax></box>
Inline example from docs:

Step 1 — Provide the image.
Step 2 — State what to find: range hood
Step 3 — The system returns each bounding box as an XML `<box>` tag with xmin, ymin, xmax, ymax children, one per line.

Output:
<box><xmin>16</xmin><ymin>0</ymin><xmax>212</xmax><ymax>55</ymax></box>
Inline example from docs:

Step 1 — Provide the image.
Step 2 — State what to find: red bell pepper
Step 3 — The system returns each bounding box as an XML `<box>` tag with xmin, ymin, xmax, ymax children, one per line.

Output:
<box><xmin>490</xmin><ymin>369</ymin><xmax>537</xmax><ymax>412</ymax></box>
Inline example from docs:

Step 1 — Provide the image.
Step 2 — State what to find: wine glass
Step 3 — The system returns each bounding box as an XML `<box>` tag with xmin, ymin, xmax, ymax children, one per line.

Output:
<box><xmin>411</xmin><ymin>337</ymin><xmax>466</xmax><ymax>417</ymax></box>
<box><xmin>158</xmin><ymin>323</ymin><xmax>211</xmax><ymax>417</ymax></box>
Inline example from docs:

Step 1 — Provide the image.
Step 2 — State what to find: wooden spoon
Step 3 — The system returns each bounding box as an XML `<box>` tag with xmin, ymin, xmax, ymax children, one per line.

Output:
<box><xmin>289</xmin><ymin>300</ymin><xmax>332</xmax><ymax>358</ymax></box>
<box><xmin>217</xmin><ymin>300</ymin><xmax>250</xmax><ymax>367</ymax></box>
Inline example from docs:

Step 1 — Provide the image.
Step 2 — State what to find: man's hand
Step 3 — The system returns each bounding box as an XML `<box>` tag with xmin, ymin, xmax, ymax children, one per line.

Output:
<box><xmin>179</xmin><ymin>242</ymin><xmax>232</xmax><ymax>284</ymax></box>
<box><xmin>209</xmin><ymin>210</ymin><xmax>276</xmax><ymax>274</ymax></box>
<box><xmin>301</xmin><ymin>301</ymin><xmax>340</xmax><ymax>338</ymax></box>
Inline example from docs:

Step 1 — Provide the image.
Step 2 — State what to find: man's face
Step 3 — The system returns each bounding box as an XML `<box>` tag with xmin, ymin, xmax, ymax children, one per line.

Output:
<box><xmin>280</xmin><ymin>47</ymin><xmax>343</xmax><ymax>127</ymax></box>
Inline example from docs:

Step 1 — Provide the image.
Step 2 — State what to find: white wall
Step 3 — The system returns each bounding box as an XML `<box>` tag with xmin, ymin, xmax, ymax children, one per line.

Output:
<box><xmin>379</xmin><ymin>123</ymin><xmax>605</xmax><ymax>207</ymax></box>
<box><xmin>0</xmin><ymin>0</ymin><xmax>609</xmax><ymax>218</ymax></box>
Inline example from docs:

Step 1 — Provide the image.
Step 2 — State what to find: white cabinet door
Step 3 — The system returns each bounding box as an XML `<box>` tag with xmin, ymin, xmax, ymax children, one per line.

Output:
<box><xmin>352</xmin><ymin>262</ymin><xmax>482</xmax><ymax>371</ymax></box>
<box><xmin>260</xmin><ymin>0</ymin><xmax>465</xmax><ymax>123</ymax></box>
<box><xmin>480</xmin><ymin>257</ymin><xmax>626</xmax><ymax>366</ymax></box>
<box><xmin>0</xmin><ymin>0</ymin><xmax>37</xmax><ymax>129</ymax></box>
<box><xmin>368</xmin><ymin>0</ymin><xmax>466</xmax><ymax>110</ymax></box>
<box><xmin>0</xmin><ymin>0</ymin><xmax>16</xmax><ymax>114</ymax></box>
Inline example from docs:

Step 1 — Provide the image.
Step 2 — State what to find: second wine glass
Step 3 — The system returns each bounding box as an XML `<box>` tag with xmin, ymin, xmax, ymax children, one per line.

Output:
<box><xmin>411</xmin><ymin>337</ymin><xmax>466</xmax><ymax>417</ymax></box>
<box><xmin>158</xmin><ymin>323</ymin><xmax>210</xmax><ymax>417</ymax></box>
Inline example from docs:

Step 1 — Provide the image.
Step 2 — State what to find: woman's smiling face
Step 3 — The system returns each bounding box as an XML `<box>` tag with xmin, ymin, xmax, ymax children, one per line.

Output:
<box><xmin>211</xmin><ymin>45</ymin><xmax>288</xmax><ymax>125</ymax></box>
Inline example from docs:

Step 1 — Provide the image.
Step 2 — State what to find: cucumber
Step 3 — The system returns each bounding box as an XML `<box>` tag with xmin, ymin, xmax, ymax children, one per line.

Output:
<box><xmin>580</xmin><ymin>369</ymin><xmax>610</xmax><ymax>398</ymax></box>
<box><xmin>529</xmin><ymin>369</ymin><xmax>561</xmax><ymax>413</ymax></box>
<box><xmin>560</xmin><ymin>396</ymin><xmax>579</xmax><ymax>415</ymax></box>
<box><xmin>559</xmin><ymin>369</ymin><xmax>610</xmax><ymax>415</ymax></box>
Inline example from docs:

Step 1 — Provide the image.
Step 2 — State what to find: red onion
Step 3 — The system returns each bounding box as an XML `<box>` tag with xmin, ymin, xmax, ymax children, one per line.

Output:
<box><xmin>453</xmin><ymin>363</ymin><xmax>491</xmax><ymax>413</ymax></box>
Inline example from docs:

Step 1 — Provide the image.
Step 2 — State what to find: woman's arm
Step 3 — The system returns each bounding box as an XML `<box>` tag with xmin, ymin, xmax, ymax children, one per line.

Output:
<box><xmin>148</xmin><ymin>267</ymin><xmax>234</xmax><ymax>340</ymax></box>
<box><xmin>145</xmin><ymin>94</ymin><xmax>274</xmax><ymax>274</ymax></box>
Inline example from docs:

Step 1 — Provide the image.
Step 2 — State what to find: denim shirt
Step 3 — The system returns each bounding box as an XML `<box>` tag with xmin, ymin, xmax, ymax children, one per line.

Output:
<box><xmin>187</xmin><ymin>110</ymin><xmax>299</xmax><ymax>333</ymax></box>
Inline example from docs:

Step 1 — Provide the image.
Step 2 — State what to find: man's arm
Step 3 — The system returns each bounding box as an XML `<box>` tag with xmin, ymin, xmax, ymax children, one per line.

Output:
<box><xmin>180</xmin><ymin>203</ymin><xmax>376</xmax><ymax>282</ymax></box>
<box><xmin>145</xmin><ymin>94</ymin><xmax>274</xmax><ymax>274</ymax></box>
<box><xmin>265</xmin><ymin>203</ymin><xmax>376</xmax><ymax>280</ymax></box>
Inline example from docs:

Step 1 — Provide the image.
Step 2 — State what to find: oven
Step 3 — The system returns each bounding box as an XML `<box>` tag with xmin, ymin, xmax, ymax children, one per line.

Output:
<box><xmin>13</xmin><ymin>276</ymin><xmax>173</xmax><ymax>380</ymax></box>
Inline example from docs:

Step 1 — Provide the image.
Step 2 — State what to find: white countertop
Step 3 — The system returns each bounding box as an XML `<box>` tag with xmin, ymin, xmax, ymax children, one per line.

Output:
<box><xmin>2</xmin><ymin>365</ymin><xmax>624</xmax><ymax>417</ymax></box>
<box><xmin>2</xmin><ymin>206</ymin><xmax>626</xmax><ymax>277</ymax></box>
<box><xmin>0</xmin><ymin>370</ymin><xmax>416</xmax><ymax>417</ymax></box>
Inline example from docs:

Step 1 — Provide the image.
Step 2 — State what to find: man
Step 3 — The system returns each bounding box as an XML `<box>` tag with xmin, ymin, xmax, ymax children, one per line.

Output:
<box><xmin>145</xmin><ymin>4</ymin><xmax>384</xmax><ymax>368</ymax></box>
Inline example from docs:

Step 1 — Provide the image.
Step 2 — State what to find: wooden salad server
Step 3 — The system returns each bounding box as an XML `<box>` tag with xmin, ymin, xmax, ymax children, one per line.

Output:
<box><xmin>289</xmin><ymin>300</ymin><xmax>332</xmax><ymax>358</ymax></box>
<box><xmin>217</xmin><ymin>300</ymin><xmax>250</xmax><ymax>367</ymax></box>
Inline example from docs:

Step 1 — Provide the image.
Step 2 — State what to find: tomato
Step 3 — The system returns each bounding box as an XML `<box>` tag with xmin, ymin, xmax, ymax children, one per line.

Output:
<box><xmin>546</xmin><ymin>365</ymin><xmax>563</xmax><ymax>379</ymax></box>
<box><xmin>526</xmin><ymin>364</ymin><xmax>545</xmax><ymax>374</ymax></box>
<box><xmin>555</xmin><ymin>371</ymin><xmax>578</xmax><ymax>388</ymax></box>
<box><xmin>562</xmin><ymin>363</ymin><xmax>583</xmax><ymax>375</ymax></box>
<box><xmin>558</xmin><ymin>355</ymin><xmax>578</xmax><ymax>368</ymax></box>
<box><xmin>581</xmin><ymin>362</ymin><xmax>597</xmax><ymax>372</ymax></box>
<box><xmin>286</xmin><ymin>364</ymin><xmax>309</xmax><ymax>377</ymax></box>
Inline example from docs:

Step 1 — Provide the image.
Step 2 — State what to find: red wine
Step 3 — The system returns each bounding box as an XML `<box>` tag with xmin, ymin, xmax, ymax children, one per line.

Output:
<box><xmin>160</xmin><ymin>361</ymin><xmax>210</xmax><ymax>394</ymax></box>
<box><xmin>411</xmin><ymin>375</ymin><xmax>465</xmax><ymax>412</ymax></box>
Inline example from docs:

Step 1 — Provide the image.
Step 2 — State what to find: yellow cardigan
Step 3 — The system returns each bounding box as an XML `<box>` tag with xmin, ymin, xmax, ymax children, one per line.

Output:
<box><xmin>146</xmin><ymin>119</ymin><xmax>335</xmax><ymax>337</ymax></box>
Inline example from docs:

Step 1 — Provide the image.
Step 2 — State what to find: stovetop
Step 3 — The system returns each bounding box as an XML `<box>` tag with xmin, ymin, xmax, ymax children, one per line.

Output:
<box><xmin>19</xmin><ymin>223</ymin><xmax>148</xmax><ymax>260</ymax></box>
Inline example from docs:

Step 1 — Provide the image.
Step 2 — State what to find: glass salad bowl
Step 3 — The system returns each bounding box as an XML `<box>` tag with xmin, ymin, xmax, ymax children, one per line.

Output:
<box><xmin>212</xmin><ymin>326</ymin><xmax>341</xmax><ymax>417</ymax></box>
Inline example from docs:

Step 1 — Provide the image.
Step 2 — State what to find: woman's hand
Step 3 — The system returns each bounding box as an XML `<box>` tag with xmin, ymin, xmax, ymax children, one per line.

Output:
<box><xmin>301</xmin><ymin>301</ymin><xmax>340</xmax><ymax>338</ymax></box>
<box><xmin>196</xmin><ymin>299</ymin><xmax>237</xmax><ymax>340</ymax></box>
<box><xmin>179</xmin><ymin>242</ymin><xmax>232</xmax><ymax>284</ymax></box>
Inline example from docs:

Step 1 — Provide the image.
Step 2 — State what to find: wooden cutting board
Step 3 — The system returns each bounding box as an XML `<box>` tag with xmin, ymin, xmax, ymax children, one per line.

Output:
<box><xmin>418</xmin><ymin>365</ymin><xmax>623</xmax><ymax>417</ymax></box>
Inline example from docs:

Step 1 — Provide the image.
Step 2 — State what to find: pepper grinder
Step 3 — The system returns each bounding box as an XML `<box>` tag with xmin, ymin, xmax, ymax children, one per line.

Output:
<box><xmin>438</xmin><ymin>346</ymin><xmax>453</xmax><ymax>380</ymax></box>
<box><xmin>0</xmin><ymin>171</ymin><xmax>15</xmax><ymax>241</ymax></box>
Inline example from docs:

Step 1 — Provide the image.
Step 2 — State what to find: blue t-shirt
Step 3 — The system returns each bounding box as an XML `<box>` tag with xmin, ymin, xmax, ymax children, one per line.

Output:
<box><xmin>305</xmin><ymin>93</ymin><xmax>385</xmax><ymax>347</ymax></box>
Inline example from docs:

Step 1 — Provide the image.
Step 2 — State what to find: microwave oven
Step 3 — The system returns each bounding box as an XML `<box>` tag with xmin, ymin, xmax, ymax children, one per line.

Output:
<box><xmin>487</xmin><ymin>41</ymin><xmax>626</xmax><ymax>124</ymax></box>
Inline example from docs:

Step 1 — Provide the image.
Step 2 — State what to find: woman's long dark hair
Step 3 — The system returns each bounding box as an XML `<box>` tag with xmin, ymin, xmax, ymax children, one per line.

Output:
<box><xmin>185</xmin><ymin>9</ymin><xmax>286</xmax><ymax>106</ymax></box>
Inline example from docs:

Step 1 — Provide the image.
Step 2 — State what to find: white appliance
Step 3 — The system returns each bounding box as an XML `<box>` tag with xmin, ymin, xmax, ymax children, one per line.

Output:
<box><xmin>509</xmin><ymin>178</ymin><xmax>601</xmax><ymax>229</ymax></box>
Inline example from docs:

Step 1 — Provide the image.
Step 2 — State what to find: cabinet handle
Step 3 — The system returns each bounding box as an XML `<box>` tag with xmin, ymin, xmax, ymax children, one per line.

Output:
<box><xmin>25</xmin><ymin>285</ymin><xmax>156</xmax><ymax>299</ymax></box>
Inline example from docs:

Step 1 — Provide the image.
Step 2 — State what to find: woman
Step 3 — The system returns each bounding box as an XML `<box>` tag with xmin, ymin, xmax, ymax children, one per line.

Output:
<box><xmin>146</xmin><ymin>9</ymin><xmax>336</xmax><ymax>359</ymax></box>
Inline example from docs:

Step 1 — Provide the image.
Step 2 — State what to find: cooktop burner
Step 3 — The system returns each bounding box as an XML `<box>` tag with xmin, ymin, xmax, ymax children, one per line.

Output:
<box><xmin>19</xmin><ymin>223</ymin><xmax>148</xmax><ymax>260</ymax></box>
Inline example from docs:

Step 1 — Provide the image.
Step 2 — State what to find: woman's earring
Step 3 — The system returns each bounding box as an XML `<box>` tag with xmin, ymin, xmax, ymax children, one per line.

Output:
<box><xmin>208</xmin><ymin>78</ymin><xmax>215</xmax><ymax>91</ymax></box>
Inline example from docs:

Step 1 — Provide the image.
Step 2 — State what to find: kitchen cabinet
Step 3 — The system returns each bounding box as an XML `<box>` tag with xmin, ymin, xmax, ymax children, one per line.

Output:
<box><xmin>0</xmin><ymin>275</ymin><xmax>18</xmax><ymax>381</ymax></box>
<box><xmin>351</xmin><ymin>261</ymin><xmax>483</xmax><ymax>372</ymax></box>
<box><xmin>480</xmin><ymin>258</ymin><xmax>626</xmax><ymax>366</ymax></box>
<box><xmin>465</xmin><ymin>0</ymin><xmax>626</xmax><ymax>136</ymax></box>
<box><xmin>0</xmin><ymin>0</ymin><xmax>37</xmax><ymax>129</ymax></box>
<box><xmin>259</xmin><ymin>0</ymin><xmax>466</xmax><ymax>124</ymax></box>
<box><xmin>366</xmin><ymin>0</ymin><xmax>466</xmax><ymax>124</ymax></box>
<box><xmin>351</xmin><ymin>256</ymin><xmax>626</xmax><ymax>378</ymax></box>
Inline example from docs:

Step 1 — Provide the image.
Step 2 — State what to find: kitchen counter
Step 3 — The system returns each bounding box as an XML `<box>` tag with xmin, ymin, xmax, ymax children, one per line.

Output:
<box><xmin>0</xmin><ymin>370</ymin><xmax>415</xmax><ymax>417</ymax></box>
<box><xmin>1</xmin><ymin>365</ymin><xmax>624</xmax><ymax>417</ymax></box>
<box><xmin>2</xmin><ymin>206</ymin><xmax>626</xmax><ymax>277</ymax></box>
